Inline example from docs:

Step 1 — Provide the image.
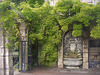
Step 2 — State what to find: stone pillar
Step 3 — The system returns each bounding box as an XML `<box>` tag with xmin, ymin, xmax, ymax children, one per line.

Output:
<box><xmin>0</xmin><ymin>27</ymin><xmax>4</xmax><ymax>75</ymax></box>
<box><xmin>0</xmin><ymin>27</ymin><xmax>13</xmax><ymax>75</ymax></box>
<box><xmin>8</xmin><ymin>35</ymin><xmax>14</xmax><ymax>75</ymax></box>
<box><xmin>83</xmin><ymin>39</ymin><xmax>89</xmax><ymax>69</ymax></box>
<box><xmin>18</xmin><ymin>22</ymin><xmax>28</xmax><ymax>72</ymax></box>
<box><xmin>58</xmin><ymin>38</ymin><xmax>63</xmax><ymax>68</ymax></box>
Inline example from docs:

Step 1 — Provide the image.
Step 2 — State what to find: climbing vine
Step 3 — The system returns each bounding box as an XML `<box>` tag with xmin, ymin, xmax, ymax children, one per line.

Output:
<box><xmin>0</xmin><ymin>0</ymin><xmax>100</xmax><ymax>66</ymax></box>
<box><xmin>0</xmin><ymin>0</ymin><xmax>19</xmax><ymax>48</ymax></box>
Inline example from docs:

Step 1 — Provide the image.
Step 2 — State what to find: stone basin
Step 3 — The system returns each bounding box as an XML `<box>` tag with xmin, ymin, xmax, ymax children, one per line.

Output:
<box><xmin>63</xmin><ymin>58</ymin><xmax>82</xmax><ymax>67</ymax></box>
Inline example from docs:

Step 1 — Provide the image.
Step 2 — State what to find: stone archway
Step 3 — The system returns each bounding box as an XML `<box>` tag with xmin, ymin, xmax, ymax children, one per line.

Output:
<box><xmin>0</xmin><ymin>22</ymin><xmax>29</xmax><ymax>75</ymax></box>
<box><xmin>58</xmin><ymin>30</ymin><xmax>83</xmax><ymax>69</ymax></box>
<box><xmin>63</xmin><ymin>31</ymin><xmax>83</xmax><ymax>69</ymax></box>
<box><xmin>58</xmin><ymin>30</ymin><xmax>89</xmax><ymax>69</ymax></box>
<box><xmin>63</xmin><ymin>31</ymin><xmax>83</xmax><ymax>55</ymax></box>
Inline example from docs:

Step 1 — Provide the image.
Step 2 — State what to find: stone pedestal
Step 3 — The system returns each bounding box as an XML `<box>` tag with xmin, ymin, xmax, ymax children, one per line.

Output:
<box><xmin>83</xmin><ymin>39</ymin><xmax>89</xmax><ymax>69</ymax></box>
<box><xmin>18</xmin><ymin>22</ymin><xmax>28</xmax><ymax>72</ymax></box>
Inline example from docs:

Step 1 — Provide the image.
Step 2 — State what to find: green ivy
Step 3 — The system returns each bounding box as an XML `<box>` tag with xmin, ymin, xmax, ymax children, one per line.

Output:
<box><xmin>1</xmin><ymin>0</ymin><xmax>100</xmax><ymax>66</ymax></box>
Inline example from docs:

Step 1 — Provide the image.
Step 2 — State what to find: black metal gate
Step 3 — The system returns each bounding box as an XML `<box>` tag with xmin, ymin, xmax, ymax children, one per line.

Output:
<box><xmin>19</xmin><ymin>41</ymin><xmax>28</xmax><ymax>72</ymax></box>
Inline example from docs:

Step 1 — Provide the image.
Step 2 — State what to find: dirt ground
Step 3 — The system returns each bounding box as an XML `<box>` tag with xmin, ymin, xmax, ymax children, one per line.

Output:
<box><xmin>14</xmin><ymin>67</ymin><xmax>100</xmax><ymax>75</ymax></box>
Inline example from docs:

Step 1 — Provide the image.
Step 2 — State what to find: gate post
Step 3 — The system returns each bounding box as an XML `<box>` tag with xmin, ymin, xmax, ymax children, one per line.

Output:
<box><xmin>18</xmin><ymin>22</ymin><xmax>28</xmax><ymax>72</ymax></box>
<box><xmin>83</xmin><ymin>39</ymin><xmax>89</xmax><ymax>69</ymax></box>
<box><xmin>0</xmin><ymin>27</ymin><xmax>4</xmax><ymax>75</ymax></box>
<box><xmin>0</xmin><ymin>27</ymin><xmax>13</xmax><ymax>75</ymax></box>
<box><xmin>58</xmin><ymin>37</ymin><xmax>63</xmax><ymax>68</ymax></box>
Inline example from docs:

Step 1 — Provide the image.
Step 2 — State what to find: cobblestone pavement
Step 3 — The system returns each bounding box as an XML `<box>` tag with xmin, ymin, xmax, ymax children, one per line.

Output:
<box><xmin>14</xmin><ymin>67</ymin><xmax>100</xmax><ymax>75</ymax></box>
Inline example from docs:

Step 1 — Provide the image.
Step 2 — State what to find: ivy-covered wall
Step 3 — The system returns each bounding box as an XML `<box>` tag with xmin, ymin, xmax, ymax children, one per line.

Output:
<box><xmin>1</xmin><ymin>0</ymin><xmax>100</xmax><ymax>67</ymax></box>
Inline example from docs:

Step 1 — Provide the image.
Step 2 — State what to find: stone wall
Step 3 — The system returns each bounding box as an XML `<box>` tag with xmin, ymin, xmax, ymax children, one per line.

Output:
<box><xmin>89</xmin><ymin>47</ymin><xmax>100</xmax><ymax>68</ymax></box>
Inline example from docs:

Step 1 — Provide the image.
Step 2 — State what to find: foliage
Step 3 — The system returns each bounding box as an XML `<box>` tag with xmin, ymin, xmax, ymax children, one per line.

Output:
<box><xmin>11</xmin><ymin>0</ymin><xmax>44</xmax><ymax>6</ymax></box>
<box><xmin>54</xmin><ymin>0</ymin><xmax>100</xmax><ymax>38</ymax></box>
<box><xmin>0</xmin><ymin>0</ymin><xmax>19</xmax><ymax>50</ymax></box>
<box><xmin>1</xmin><ymin>0</ymin><xmax>100</xmax><ymax>66</ymax></box>
<box><xmin>11</xmin><ymin>0</ymin><xmax>28</xmax><ymax>5</ymax></box>
<box><xmin>15</xmin><ymin>2</ymin><xmax>60</xmax><ymax>66</ymax></box>
<box><xmin>90</xmin><ymin>3</ymin><xmax>100</xmax><ymax>38</ymax></box>
<box><xmin>28</xmin><ymin>0</ymin><xmax>44</xmax><ymax>7</ymax></box>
